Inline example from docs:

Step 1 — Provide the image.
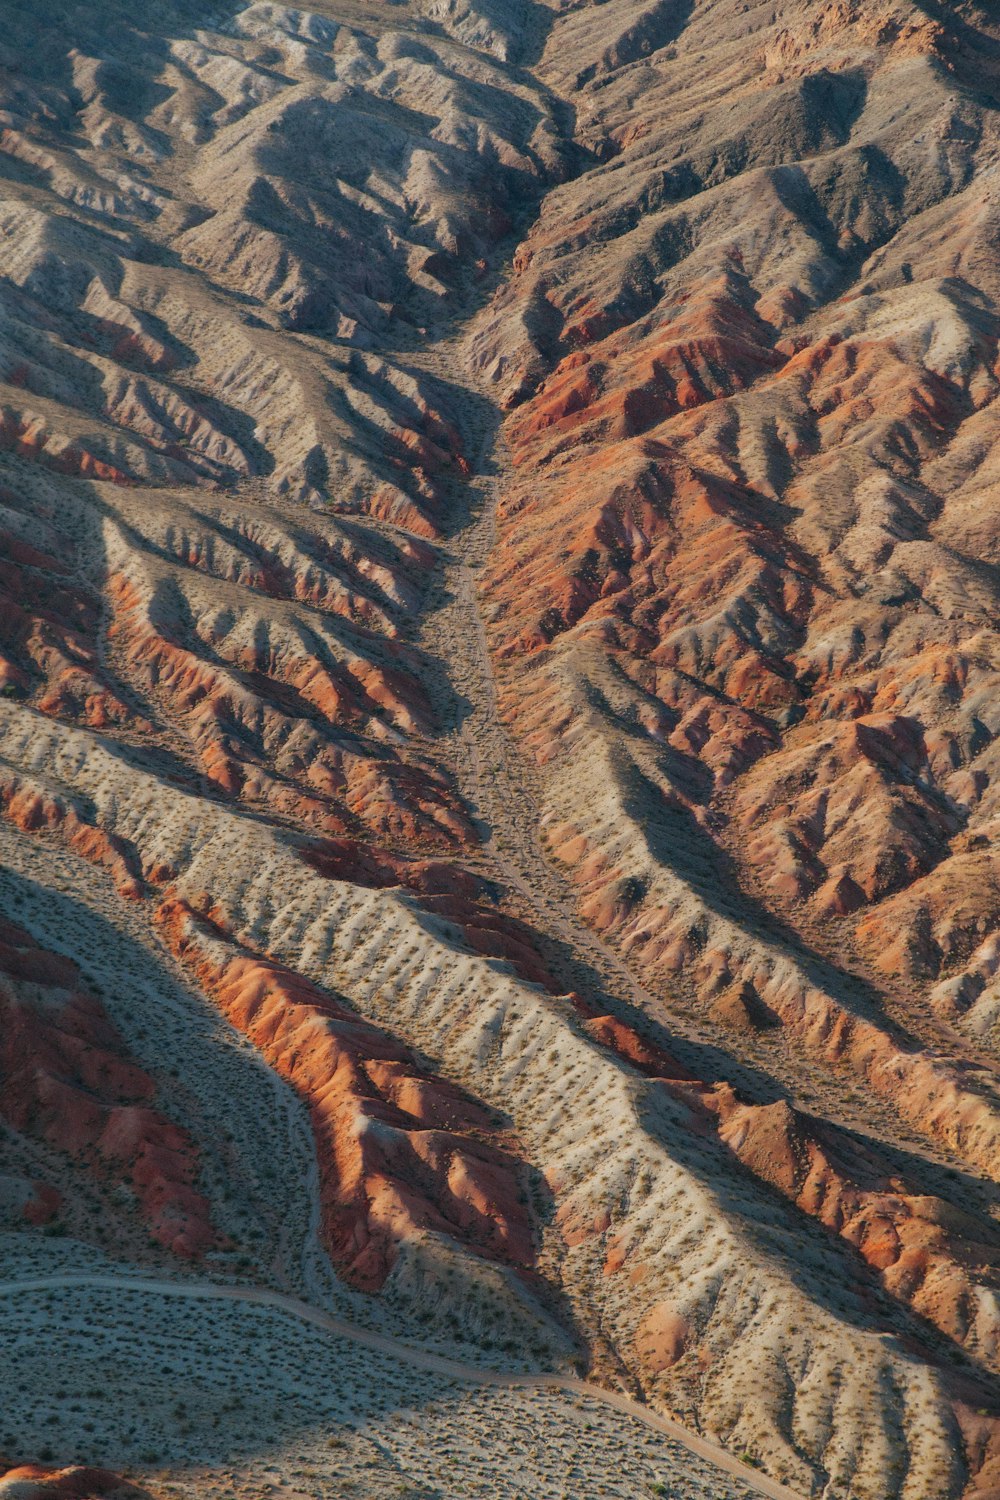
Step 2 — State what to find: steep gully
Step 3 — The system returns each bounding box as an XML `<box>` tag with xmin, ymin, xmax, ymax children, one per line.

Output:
<box><xmin>408</xmin><ymin>332</ymin><xmax>672</xmax><ymax>1050</ymax></box>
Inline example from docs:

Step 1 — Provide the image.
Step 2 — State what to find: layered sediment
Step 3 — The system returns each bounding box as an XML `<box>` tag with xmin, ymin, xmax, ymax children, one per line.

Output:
<box><xmin>6</xmin><ymin>2</ymin><xmax>1000</xmax><ymax>1496</ymax></box>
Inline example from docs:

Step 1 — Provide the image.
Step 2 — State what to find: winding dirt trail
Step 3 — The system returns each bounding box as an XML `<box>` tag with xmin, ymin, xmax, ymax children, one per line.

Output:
<box><xmin>0</xmin><ymin>1271</ymin><xmax>803</xmax><ymax>1500</ymax></box>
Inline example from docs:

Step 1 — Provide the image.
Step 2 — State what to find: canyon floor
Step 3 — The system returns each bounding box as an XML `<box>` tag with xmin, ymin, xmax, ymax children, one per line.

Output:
<box><xmin>5</xmin><ymin>0</ymin><xmax>1000</xmax><ymax>1497</ymax></box>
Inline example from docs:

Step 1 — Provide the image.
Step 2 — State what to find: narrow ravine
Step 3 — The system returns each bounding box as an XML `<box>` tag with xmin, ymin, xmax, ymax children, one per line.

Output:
<box><xmin>409</xmin><ymin>333</ymin><xmax>671</xmax><ymax>1024</ymax></box>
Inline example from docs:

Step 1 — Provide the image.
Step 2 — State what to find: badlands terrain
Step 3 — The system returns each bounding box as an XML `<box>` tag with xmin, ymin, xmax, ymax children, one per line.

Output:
<box><xmin>4</xmin><ymin>0</ymin><xmax>1000</xmax><ymax>1495</ymax></box>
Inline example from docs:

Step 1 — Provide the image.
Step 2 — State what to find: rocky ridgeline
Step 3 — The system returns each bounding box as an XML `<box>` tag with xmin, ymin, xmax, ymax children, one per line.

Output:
<box><xmin>5</xmin><ymin>1</ymin><xmax>1000</xmax><ymax>1498</ymax></box>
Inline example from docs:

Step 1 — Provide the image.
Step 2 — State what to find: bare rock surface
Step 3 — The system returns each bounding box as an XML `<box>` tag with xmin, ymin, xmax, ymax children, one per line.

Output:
<box><xmin>6</xmin><ymin>1</ymin><xmax>1000</xmax><ymax>1498</ymax></box>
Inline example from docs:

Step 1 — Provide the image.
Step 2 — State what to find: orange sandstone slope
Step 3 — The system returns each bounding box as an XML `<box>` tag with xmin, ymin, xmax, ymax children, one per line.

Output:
<box><xmin>0</xmin><ymin>915</ymin><xmax>217</xmax><ymax>1258</ymax></box>
<box><xmin>0</xmin><ymin>1466</ymin><xmax>154</xmax><ymax>1500</ymax></box>
<box><xmin>481</xmin><ymin>0</ymin><xmax>1000</xmax><ymax>1216</ymax></box>
<box><xmin>8</xmin><ymin>0</ymin><xmax>1000</xmax><ymax>1498</ymax></box>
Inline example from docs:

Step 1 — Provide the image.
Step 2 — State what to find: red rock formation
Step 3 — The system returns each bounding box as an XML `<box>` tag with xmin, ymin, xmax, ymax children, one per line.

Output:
<box><xmin>155</xmin><ymin>897</ymin><xmax>534</xmax><ymax>1288</ymax></box>
<box><xmin>0</xmin><ymin>772</ymin><xmax>143</xmax><ymax>900</ymax></box>
<box><xmin>7</xmin><ymin>0</ymin><xmax>1000</xmax><ymax>1492</ymax></box>
<box><xmin>579</xmin><ymin>1000</ymin><xmax>1000</xmax><ymax>1373</ymax></box>
<box><xmin>0</xmin><ymin>917</ymin><xmax>216</xmax><ymax>1257</ymax></box>
<box><xmin>103</xmin><ymin>566</ymin><xmax>472</xmax><ymax>849</ymax></box>
<box><xmin>0</xmin><ymin>1465</ymin><xmax>152</xmax><ymax>1499</ymax></box>
<box><xmin>0</xmin><ymin>540</ymin><xmax>136</xmax><ymax>731</ymax></box>
<box><xmin>0</xmin><ymin>1172</ymin><xmax>60</xmax><ymax>1228</ymax></box>
<box><xmin>733</xmin><ymin>713</ymin><xmax>959</xmax><ymax>910</ymax></box>
<box><xmin>0</xmin><ymin>408</ymin><xmax>133</xmax><ymax>485</ymax></box>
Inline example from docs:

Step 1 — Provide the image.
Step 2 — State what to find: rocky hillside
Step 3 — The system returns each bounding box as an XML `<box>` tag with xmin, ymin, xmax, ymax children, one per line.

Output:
<box><xmin>4</xmin><ymin>1</ymin><xmax>1000</xmax><ymax>1497</ymax></box>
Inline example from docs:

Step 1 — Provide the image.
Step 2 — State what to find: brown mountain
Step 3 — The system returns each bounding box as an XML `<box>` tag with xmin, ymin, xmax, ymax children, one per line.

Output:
<box><xmin>4</xmin><ymin>1</ymin><xmax>1000</xmax><ymax>1497</ymax></box>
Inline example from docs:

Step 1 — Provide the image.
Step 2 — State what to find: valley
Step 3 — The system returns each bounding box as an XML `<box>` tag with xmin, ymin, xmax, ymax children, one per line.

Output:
<box><xmin>4</xmin><ymin>2</ymin><xmax>1000</xmax><ymax>1497</ymax></box>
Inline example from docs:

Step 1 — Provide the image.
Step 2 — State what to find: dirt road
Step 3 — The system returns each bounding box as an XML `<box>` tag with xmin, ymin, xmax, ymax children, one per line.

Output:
<box><xmin>0</xmin><ymin>1270</ymin><xmax>804</xmax><ymax>1500</ymax></box>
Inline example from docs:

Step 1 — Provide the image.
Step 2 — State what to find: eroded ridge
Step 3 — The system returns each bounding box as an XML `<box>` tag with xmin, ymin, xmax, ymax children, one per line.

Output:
<box><xmin>6</xmin><ymin>1</ymin><xmax>1000</xmax><ymax>1498</ymax></box>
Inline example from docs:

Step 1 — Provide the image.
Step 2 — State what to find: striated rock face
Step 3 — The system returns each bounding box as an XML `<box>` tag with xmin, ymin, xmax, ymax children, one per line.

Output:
<box><xmin>8</xmin><ymin>0</ymin><xmax>1000</xmax><ymax>1498</ymax></box>
<box><xmin>0</xmin><ymin>916</ymin><xmax>217</xmax><ymax>1257</ymax></box>
<box><xmin>155</xmin><ymin>895</ymin><xmax>535</xmax><ymax>1289</ymax></box>
<box><xmin>476</xmin><ymin>0</ymin><xmax>1000</xmax><ymax>1080</ymax></box>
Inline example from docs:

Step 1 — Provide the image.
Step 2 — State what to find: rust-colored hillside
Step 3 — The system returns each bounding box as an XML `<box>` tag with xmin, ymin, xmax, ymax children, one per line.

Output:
<box><xmin>4</xmin><ymin>3</ymin><xmax>1000</xmax><ymax>1497</ymax></box>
